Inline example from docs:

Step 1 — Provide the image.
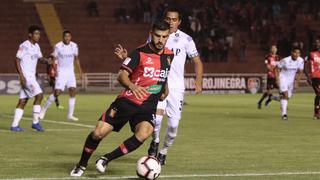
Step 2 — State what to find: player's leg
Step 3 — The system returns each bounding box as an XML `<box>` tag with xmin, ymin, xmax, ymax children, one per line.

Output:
<box><xmin>158</xmin><ymin>91</ymin><xmax>184</xmax><ymax>165</ymax></box>
<box><xmin>70</xmin><ymin>121</ymin><xmax>114</xmax><ymax>177</ymax></box>
<box><xmin>50</xmin><ymin>77</ymin><xmax>63</xmax><ymax>109</ymax></box>
<box><xmin>10</xmin><ymin>97</ymin><xmax>28</xmax><ymax>131</ymax></box>
<box><xmin>312</xmin><ymin>78</ymin><xmax>320</xmax><ymax>119</ymax></box>
<box><xmin>258</xmin><ymin>78</ymin><xmax>272</xmax><ymax>108</ymax></box>
<box><xmin>40</xmin><ymin>89</ymin><xmax>62</xmax><ymax>119</ymax></box>
<box><xmin>96</xmin><ymin>121</ymin><xmax>153</xmax><ymax>173</ymax></box>
<box><xmin>31</xmin><ymin>92</ymin><xmax>45</xmax><ymax>131</ymax></box>
<box><xmin>280</xmin><ymin>90</ymin><xmax>289</xmax><ymax>120</ymax></box>
<box><xmin>148</xmin><ymin>100</ymin><xmax>167</xmax><ymax>156</ymax></box>
<box><xmin>67</xmin><ymin>87</ymin><xmax>78</xmax><ymax>121</ymax></box>
<box><xmin>67</xmin><ymin>75</ymin><xmax>78</xmax><ymax>121</ymax></box>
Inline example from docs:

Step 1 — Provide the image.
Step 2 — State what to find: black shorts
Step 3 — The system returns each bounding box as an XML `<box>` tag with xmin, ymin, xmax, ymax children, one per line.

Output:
<box><xmin>99</xmin><ymin>98</ymin><xmax>155</xmax><ymax>132</ymax></box>
<box><xmin>312</xmin><ymin>78</ymin><xmax>320</xmax><ymax>94</ymax></box>
<box><xmin>267</xmin><ymin>77</ymin><xmax>278</xmax><ymax>90</ymax></box>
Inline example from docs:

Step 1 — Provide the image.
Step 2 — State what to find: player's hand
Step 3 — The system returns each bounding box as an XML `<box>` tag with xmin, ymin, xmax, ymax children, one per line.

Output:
<box><xmin>194</xmin><ymin>80</ymin><xmax>202</xmax><ymax>94</ymax></box>
<box><xmin>129</xmin><ymin>84</ymin><xmax>149</xmax><ymax>99</ymax></box>
<box><xmin>114</xmin><ymin>44</ymin><xmax>128</xmax><ymax>60</ymax></box>
<box><xmin>19</xmin><ymin>76</ymin><xmax>27</xmax><ymax>89</ymax></box>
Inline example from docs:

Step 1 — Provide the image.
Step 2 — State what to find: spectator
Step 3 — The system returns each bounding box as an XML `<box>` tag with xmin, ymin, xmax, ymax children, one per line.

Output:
<box><xmin>86</xmin><ymin>0</ymin><xmax>99</xmax><ymax>17</ymax></box>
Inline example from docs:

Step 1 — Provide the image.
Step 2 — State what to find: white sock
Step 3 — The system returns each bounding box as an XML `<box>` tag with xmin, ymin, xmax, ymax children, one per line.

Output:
<box><xmin>11</xmin><ymin>108</ymin><xmax>24</xmax><ymax>127</ymax></box>
<box><xmin>160</xmin><ymin>126</ymin><xmax>178</xmax><ymax>155</ymax></box>
<box><xmin>281</xmin><ymin>99</ymin><xmax>288</xmax><ymax>115</ymax></box>
<box><xmin>43</xmin><ymin>94</ymin><xmax>55</xmax><ymax>111</ymax></box>
<box><xmin>68</xmin><ymin>97</ymin><xmax>76</xmax><ymax>117</ymax></box>
<box><xmin>152</xmin><ymin>115</ymin><xmax>163</xmax><ymax>143</ymax></box>
<box><xmin>33</xmin><ymin>105</ymin><xmax>41</xmax><ymax>124</ymax></box>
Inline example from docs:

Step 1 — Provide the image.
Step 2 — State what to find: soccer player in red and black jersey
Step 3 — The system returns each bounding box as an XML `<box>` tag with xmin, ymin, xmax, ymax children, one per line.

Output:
<box><xmin>46</xmin><ymin>58</ymin><xmax>63</xmax><ymax>109</ymax></box>
<box><xmin>70</xmin><ymin>20</ymin><xmax>173</xmax><ymax>177</ymax></box>
<box><xmin>305</xmin><ymin>39</ymin><xmax>320</xmax><ymax>119</ymax></box>
<box><xmin>258</xmin><ymin>45</ymin><xmax>280</xmax><ymax>109</ymax></box>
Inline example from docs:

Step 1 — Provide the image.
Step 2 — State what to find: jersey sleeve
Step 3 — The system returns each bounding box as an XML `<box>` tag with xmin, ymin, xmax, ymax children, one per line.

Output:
<box><xmin>185</xmin><ymin>36</ymin><xmax>199</xmax><ymax>58</ymax></box>
<box><xmin>74</xmin><ymin>43</ymin><xmax>79</xmax><ymax>56</ymax></box>
<box><xmin>120</xmin><ymin>50</ymin><xmax>140</xmax><ymax>74</ymax></box>
<box><xmin>37</xmin><ymin>45</ymin><xmax>43</xmax><ymax>59</ymax></box>
<box><xmin>52</xmin><ymin>45</ymin><xmax>58</xmax><ymax>57</ymax></box>
<box><xmin>16</xmin><ymin>44</ymin><xmax>27</xmax><ymax>60</ymax></box>
<box><xmin>299</xmin><ymin>59</ymin><xmax>304</xmax><ymax>70</ymax></box>
<box><xmin>276</xmin><ymin>59</ymin><xmax>285</xmax><ymax>68</ymax></box>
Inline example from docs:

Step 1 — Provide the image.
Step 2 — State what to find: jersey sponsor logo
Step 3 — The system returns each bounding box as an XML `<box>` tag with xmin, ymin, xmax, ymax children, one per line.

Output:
<box><xmin>147</xmin><ymin>84</ymin><xmax>162</xmax><ymax>94</ymax></box>
<box><xmin>171</xmin><ymin>48</ymin><xmax>181</xmax><ymax>56</ymax></box>
<box><xmin>143</xmin><ymin>67</ymin><xmax>169</xmax><ymax>80</ymax></box>
<box><xmin>146</xmin><ymin>57</ymin><xmax>153</xmax><ymax>64</ymax></box>
<box><xmin>123</xmin><ymin>57</ymin><xmax>131</xmax><ymax>65</ymax></box>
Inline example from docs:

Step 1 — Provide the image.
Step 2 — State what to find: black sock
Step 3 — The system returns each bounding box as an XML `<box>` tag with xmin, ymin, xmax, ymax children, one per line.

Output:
<box><xmin>103</xmin><ymin>135</ymin><xmax>143</xmax><ymax>162</ymax></box>
<box><xmin>258</xmin><ymin>92</ymin><xmax>268</xmax><ymax>103</ymax></box>
<box><xmin>79</xmin><ymin>132</ymin><xmax>101</xmax><ymax>167</ymax></box>
<box><xmin>315</xmin><ymin>96</ymin><xmax>320</xmax><ymax>114</ymax></box>
<box><xmin>55</xmin><ymin>97</ymin><xmax>60</xmax><ymax>107</ymax></box>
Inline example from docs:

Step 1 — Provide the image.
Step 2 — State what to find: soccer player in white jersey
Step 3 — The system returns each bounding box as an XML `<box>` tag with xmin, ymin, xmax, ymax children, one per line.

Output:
<box><xmin>10</xmin><ymin>25</ymin><xmax>50</xmax><ymax>132</ymax></box>
<box><xmin>40</xmin><ymin>30</ymin><xmax>83</xmax><ymax>121</ymax></box>
<box><xmin>275</xmin><ymin>47</ymin><xmax>304</xmax><ymax>120</ymax></box>
<box><xmin>115</xmin><ymin>7</ymin><xmax>203</xmax><ymax>165</ymax></box>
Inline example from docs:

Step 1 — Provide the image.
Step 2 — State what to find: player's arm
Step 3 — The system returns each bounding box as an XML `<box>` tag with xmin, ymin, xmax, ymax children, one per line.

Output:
<box><xmin>274</xmin><ymin>66</ymin><xmax>280</xmax><ymax>87</ymax></box>
<box><xmin>14</xmin><ymin>58</ymin><xmax>26</xmax><ymax>88</ymax></box>
<box><xmin>192</xmin><ymin>55</ymin><xmax>203</xmax><ymax>94</ymax></box>
<box><xmin>294</xmin><ymin>69</ymin><xmax>304</xmax><ymax>88</ymax></box>
<box><xmin>114</xmin><ymin>44</ymin><xmax>128</xmax><ymax>60</ymax></box>
<box><xmin>304</xmin><ymin>55</ymin><xmax>312</xmax><ymax>85</ymax></box>
<box><xmin>75</xmin><ymin>56</ymin><xmax>83</xmax><ymax>75</ymax></box>
<box><xmin>159</xmin><ymin>82</ymin><xmax>169</xmax><ymax>101</ymax></box>
<box><xmin>117</xmin><ymin>70</ymin><xmax>148</xmax><ymax>99</ymax></box>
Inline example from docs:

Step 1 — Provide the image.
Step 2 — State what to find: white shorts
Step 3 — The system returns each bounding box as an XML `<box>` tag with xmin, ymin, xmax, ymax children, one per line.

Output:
<box><xmin>55</xmin><ymin>74</ymin><xmax>76</xmax><ymax>91</ymax></box>
<box><xmin>279</xmin><ymin>78</ymin><xmax>293</xmax><ymax>97</ymax></box>
<box><xmin>19</xmin><ymin>77</ymin><xmax>43</xmax><ymax>99</ymax></box>
<box><xmin>157</xmin><ymin>89</ymin><xmax>184</xmax><ymax>120</ymax></box>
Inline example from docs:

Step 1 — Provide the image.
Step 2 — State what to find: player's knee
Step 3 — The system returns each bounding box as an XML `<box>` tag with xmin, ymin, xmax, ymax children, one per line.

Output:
<box><xmin>135</xmin><ymin>123</ymin><xmax>154</xmax><ymax>141</ymax></box>
<box><xmin>167</xmin><ymin>126</ymin><xmax>178</xmax><ymax>138</ymax></box>
<box><xmin>168</xmin><ymin>116</ymin><xmax>180</xmax><ymax>129</ymax></box>
<box><xmin>92</xmin><ymin>130</ymin><xmax>105</xmax><ymax>140</ymax></box>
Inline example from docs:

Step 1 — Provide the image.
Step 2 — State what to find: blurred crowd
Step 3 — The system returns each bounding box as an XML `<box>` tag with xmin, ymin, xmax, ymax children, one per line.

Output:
<box><xmin>89</xmin><ymin>0</ymin><xmax>320</xmax><ymax>62</ymax></box>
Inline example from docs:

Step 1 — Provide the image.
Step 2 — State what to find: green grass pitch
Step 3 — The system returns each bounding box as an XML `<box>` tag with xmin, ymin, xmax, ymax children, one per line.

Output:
<box><xmin>1</xmin><ymin>93</ymin><xmax>320</xmax><ymax>180</ymax></box>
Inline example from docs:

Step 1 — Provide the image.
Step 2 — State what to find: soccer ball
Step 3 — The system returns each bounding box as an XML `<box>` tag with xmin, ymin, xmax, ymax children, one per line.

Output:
<box><xmin>136</xmin><ymin>156</ymin><xmax>161</xmax><ymax>180</ymax></box>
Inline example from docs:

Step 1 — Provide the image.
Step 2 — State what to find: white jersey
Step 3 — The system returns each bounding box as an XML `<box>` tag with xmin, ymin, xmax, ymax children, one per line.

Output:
<box><xmin>165</xmin><ymin>30</ymin><xmax>199</xmax><ymax>90</ymax></box>
<box><xmin>53</xmin><ymin>41</ymin><xmax>78</xmax><ymax>75</ymax></box>
<box><xmin>16</xmin><ymin>40</ymin><xmax>43</xmax><ymax>78</ymax></box>
<box><xmin>277</xmin><ymin>56</ymin><xmax>304</xmax><ymax>82</ymax></box>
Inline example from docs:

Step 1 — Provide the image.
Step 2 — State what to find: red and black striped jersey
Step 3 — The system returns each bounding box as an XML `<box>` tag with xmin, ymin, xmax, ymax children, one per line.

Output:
<box><xmin>118</xmin><ymin>43</ymin><xmax>173</xmax><ymax>107</ymax></box>
<box><xmin>306</xmin><ymin>50</ymin><xmax>320</xmax><ymax>78</ymax></box>
<box><xmin>264</xmin><ymin>53</ymin><xmax>280</xmax><ymax>78</ymax></box>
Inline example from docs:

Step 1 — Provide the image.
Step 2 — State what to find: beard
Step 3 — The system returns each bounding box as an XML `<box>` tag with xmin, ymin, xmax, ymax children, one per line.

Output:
<box><xmin>151</xmin><ymin>41</ymin><xmax>164</xmax><ymax>51</ymax></box>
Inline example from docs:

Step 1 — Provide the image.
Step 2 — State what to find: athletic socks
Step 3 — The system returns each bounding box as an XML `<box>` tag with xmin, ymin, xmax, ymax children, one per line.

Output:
<box><xmin>103</xmin><ymin>135</ymin><xmax>143</xmax><ymax>162</ymax></box>
<box><xmin>11</xmin><ymin>108</ymin><xmax>24</xmax><ymax>127</ymax></box>
<box><xmin>153</xmin><ymin>115</ymin><xmax>163</xmax><ymax>143</ymax></box>
<box><xmin>79</xmin><ymin>132</ymin><xmax>101</xmax><ymax>167</ymax></box>
<box><xmin>68</xmin><ymin>97</ymin><xmax>76</xmax><ymax>117</ymax></box>
<box><xmin>258</xmin><ymin>92</ymin><xmax>268</xmax><ymax>104</ymax></box>
<box><xmin>43</xmin><ymin>94</ymin><xmax>55</xmax><ymax>110</ymax></box>
<box><xmin>281</xmin><ymin>99</ymin><xmax>288</xmax><ymax>116</ymax></box>
<box><xmin>32</xmin><ymin>105</ymin><xmax>41</xmax><ymax>124</ymax></box>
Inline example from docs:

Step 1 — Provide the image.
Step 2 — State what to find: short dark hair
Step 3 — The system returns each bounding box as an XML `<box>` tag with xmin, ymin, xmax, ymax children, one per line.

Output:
<box><xmin>63</xmin><ymin>30</ymin><xmax>71</xmax><ymax>36</ymax></box>
<box><xmin>163</xmin><ymin>6</ymin><xmax>181</xmax><ymax>20</ymax></box>
<box><xmin>291</xmin><ymin>46</ymin><xmax>301</xmax><ymax>52</ymax></box>
<box><xmin>28</xmin><ymin>25</ymin><xmax>41</xmax><ymax>34</ymax></box>
<box><xmin>152</xmin><ymin>19</ymin><xmax>170</xmax><ymax>31</ymax></box>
